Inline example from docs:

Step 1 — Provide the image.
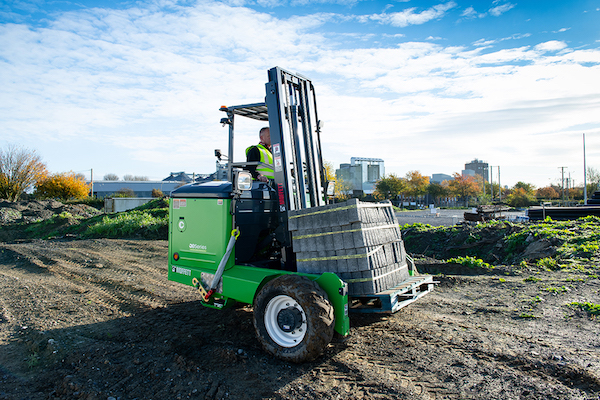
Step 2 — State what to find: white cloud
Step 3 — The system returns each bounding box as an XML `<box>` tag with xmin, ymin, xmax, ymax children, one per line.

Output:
<box><xmin>535</xmin><ymin>40</ymin><xmax>568</xmax><ymax>52</ymax></box>
<box><xmin>365</xmin><ymin>1</ymin><xmax>457</xmax><ymax>27</ymax></box>
<box><xmin>461</xmin><ymin>6</ymin><xmax>477</xmax><ymax>18</ymax></box>
<box><xmin>489</xmin><ymin>2</ymin><xmax>516</xmax><ymax>17</ymax></box>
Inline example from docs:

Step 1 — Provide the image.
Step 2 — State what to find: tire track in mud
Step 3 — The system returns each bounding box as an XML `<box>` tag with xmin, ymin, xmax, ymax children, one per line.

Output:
<box><xmin>0</xmin><ymin>240</ymin><xmax>196</xmax><ymax>328</ymax></box>
<box><xmin>345</xmin><ymin>302</ymin><xmax>600</xmax><ymax>400</ymax></box>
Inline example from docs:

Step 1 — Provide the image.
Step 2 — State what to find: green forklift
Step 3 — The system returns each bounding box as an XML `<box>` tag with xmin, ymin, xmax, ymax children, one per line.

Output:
<box><xmin>168</xmin><ymin>67</ymin><xmax>434</xmax><ymax>362</ymax></box>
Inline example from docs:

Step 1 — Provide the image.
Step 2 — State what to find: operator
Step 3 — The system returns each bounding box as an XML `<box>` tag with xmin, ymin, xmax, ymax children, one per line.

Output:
<box><xmin>245</xmin><ymin>126</ymin><xmax>274</xmax><ymax>182</ymax></box>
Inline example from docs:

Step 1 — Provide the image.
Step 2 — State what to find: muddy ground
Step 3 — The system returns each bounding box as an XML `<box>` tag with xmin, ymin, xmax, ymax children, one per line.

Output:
<box><xmin>1</xmin><ymin>237</ymin><xmax>599</xmax><ymax>400</ymax></box>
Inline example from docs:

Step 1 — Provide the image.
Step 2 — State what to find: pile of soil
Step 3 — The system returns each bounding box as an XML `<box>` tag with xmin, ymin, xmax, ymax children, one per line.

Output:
<box><xmin>0</xmin><ymin>200</ymin><xmax>103</xmax><ymax>242</ymax></box>
<box><xmin>402</xmin><ymin>221</ymin><xmax>561</xmax><ymax>265</ymax></box>
<box><xmin>0</xmin><ymin>200</ymin><xmax>102</xmax><ymax>224</ymax></box>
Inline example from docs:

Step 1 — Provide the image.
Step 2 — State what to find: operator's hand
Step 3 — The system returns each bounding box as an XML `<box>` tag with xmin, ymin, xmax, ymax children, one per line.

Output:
<box><xmin>258</xmin><ymin>174</ymin><xmax>268</xmax><ymax>183</ymax></box>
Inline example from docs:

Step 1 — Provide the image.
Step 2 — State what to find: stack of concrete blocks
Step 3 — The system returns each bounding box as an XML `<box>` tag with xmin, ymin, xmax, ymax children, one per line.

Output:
<box><xmin>288</xmin><ymin>199</ymin><xmax>410</xmax><ymax>295</ymax></box>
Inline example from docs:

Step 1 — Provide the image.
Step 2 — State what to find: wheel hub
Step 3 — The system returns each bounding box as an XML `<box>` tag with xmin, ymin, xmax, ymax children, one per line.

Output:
<box><xmin>277</xmin><ymin>306</ymin><xmax>303</xmax><ymax>333</ymax></box>
<box><xmin>264</xmin><ymin>295</ymin><xmax>307</xmax><ymax>347</ymax></box>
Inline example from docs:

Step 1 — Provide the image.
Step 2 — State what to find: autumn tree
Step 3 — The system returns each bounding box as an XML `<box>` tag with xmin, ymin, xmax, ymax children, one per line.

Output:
<box><xmin>374</xmin><ymin>174</ymin><xmax>406</xmax><ymax>201</ymax></box>
<box><xmin>427</xmin><ymin>182</ymin><xmax>449</xmax><ymax>205</ymax></box>
<box><xmin>536</xmin><ymin>186</ymin><xmax>559</xmax><ymax>200</ymax></box>
<box><xmin>0</xmin><ymin>144</ymin><xmax>48</xmax><ymax>201</ymax></box>
<box><xmin>404</xmin><ymin>170</ymin><xmax>429</xmax><ymax>199</ymax></box>
<box><xmin>152</xmin><ymin>188</ymin><xmax>164</xmax><ymax>198</ymax></box>
<box><xmin>324</xmin><ymin>161</ymin><xmax>353</xmax><ymax>201</ymax></box>
<box><xmin>447</xmin><ymin>173</ymin><xmax>480</xmax><ymax>205</ymax></box>
<box><xmin>506</xmin><ymin>187</ymin><xmax>536</xmax><ymax>208</ymax></box>
<box><xmin>35</xmin><ymin>171</ymin><xmax>89</xmax><ymax>201</ymax></box>
<box><xmin>513</xmin><ymin>181</ymin><xmax>536</xmax><ymax>195</ymax></box>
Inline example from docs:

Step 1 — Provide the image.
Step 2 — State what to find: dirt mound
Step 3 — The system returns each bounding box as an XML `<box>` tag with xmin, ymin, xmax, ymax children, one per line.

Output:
<box><xmin>0</xmin><ymin>200</ymin><xmax>102</xmax><ymax>225</ymax></box>
<box><xmin>402</xmin><ymin>221</ymin><xmax>563</xmax><ymax>265</ymax></box>
<box><xmin>0</xmin><ymin>200</ymin><xmax>103</xmax><ymax>242</ymax></box>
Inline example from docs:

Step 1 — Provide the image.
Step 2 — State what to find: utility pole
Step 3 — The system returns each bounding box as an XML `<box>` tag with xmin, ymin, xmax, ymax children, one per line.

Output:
<box><xmin>490</xmin><ymin>166</ymin><xmax>494</xmax><ymax>201</ymax></box>
<box><xmin>559</xmin><ymin>166</ymin><xmax>567</xmax><ymax>204</ymax></box>
<box><xmin>498</xmin><ymin>166</ymin><xmax>501</xmax><ymax>202</ymax></box>
<box><xmin>584</xmin><ymin>133</ymin><xmax>587</xmax><ymax>205</ymax></box>
<box><xmin>91</xmin><ymin>168</ymin><xmax>94</xmax><ymax>198</ymax></box>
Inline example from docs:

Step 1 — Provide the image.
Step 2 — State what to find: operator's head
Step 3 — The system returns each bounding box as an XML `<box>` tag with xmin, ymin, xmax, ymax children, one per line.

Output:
<box><xmin>259</xmin><ymin>127</ymin><xmax>271</xmax><ymax>147</ymax></box>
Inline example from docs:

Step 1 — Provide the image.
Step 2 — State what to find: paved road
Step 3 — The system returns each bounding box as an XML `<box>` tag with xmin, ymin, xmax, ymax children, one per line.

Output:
<box><xmin>395</xmin><ymin>208</ymin><xmax>527</xmax><ymax>227</ymax></box>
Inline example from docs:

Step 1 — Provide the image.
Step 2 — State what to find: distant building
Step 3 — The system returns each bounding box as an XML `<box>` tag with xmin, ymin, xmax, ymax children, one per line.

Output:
<box><xmin>431</xmin><ymin>173</ymin><xmax>453</xmax><ymax>184</ymax></box>
<box><xmin>215</xmin><ymin>162</ymin><xmax>228</xmax><ymax>181</ymax></box>
<box><xmin>91</xmin><ymin>171</ymin><xmax>220</xmax><ymax>198</ymax></box>
<box><xmin>336</xmin><ymin>157</ymin><xmax>384</xmax><ymax>195</ymax></box>
<box><xmin>90</xmin><ymin>181</ymin><xmax>182</xmax><ymax>199</ymax></box>
<box><xmin>163</xmin><ymin>171</ymin><xmax>212</xmax><ymax>182</ymax></box>
<box><xmin>464</xmin><ymin>159</ymin><xmax>489</xmax><ymax>182</ymax></box>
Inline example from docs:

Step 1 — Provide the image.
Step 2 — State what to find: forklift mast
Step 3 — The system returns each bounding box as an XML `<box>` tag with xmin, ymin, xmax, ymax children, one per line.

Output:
<box><xmin>265</xmin><ymin>67</ymin><xmax>327</xmax><ymax>213</ymax></box>
<box><xmin>220</xmin><ymin>67</ymin><xmax>328</xmax><ymax>250</ymax></box>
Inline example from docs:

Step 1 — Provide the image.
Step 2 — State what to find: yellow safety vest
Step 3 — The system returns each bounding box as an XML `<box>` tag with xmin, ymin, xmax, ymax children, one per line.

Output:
<box><xmin>246</xmin><ymin>144</ymin><xmax>274</xmax><ymax>179</ymax></box>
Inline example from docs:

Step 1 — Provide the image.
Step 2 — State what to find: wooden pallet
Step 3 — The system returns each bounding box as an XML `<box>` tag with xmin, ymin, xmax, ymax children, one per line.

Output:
<box><xmin>349</xmin><ymin>274</ymin><xmax>436</xmax><ymax>314</ymax></box>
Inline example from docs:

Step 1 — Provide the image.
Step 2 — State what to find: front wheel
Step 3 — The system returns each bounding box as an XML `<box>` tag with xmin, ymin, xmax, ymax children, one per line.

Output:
<box><xmin>253</xmin><ymin>275</ymin><xmax>334</xmax><ymax>363</ymax></box>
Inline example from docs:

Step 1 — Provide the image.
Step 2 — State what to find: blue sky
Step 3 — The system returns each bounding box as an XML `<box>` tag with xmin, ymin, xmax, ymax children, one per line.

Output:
<box><xmin>1</xmin><ymin>0</ymin><xmax>599</xmax><ymax>189</ymax></box>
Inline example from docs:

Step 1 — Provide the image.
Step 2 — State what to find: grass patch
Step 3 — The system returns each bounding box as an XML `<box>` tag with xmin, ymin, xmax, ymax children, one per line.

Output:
<box><xmin>84</xmin><ymin>210</ymin><xmax>167</xmax><ymax>239</ymax></box>
<box><xmin>544</xmin><ymin>286</ymin><xmax>569</xmax><ymax>294</ymax></box>
<box><xmin>524</xmin><ymin>276</ymin><xmax>541</xmax><ymax>282</ymax></box>
<box><xmin>518</xmin><ymin>313</ymin><xmax>537</xmax><ymax>319</ymax></box>
<box><xmin>445</xmin><ymin>256</ymin><xmax>493</xmax><ymax>269</ymax></box>
<box><xmin>569</xmin><ymin>301</ymin><xmax>600</xmax><ymax>317</ymax></box>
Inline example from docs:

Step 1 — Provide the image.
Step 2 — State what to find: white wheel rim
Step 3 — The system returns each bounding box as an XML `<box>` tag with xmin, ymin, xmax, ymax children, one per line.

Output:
<box><xmin>264</xmin><ymin>295</ymin><xmax>307</xmax><ymax>348</ymax></box>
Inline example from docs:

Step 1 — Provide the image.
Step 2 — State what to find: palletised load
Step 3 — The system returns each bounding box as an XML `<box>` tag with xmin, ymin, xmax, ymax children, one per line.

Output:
<box><xmin>288</xmin><ymin>199</ymin><xmax>409</xmax><ymax>295</ymax></box>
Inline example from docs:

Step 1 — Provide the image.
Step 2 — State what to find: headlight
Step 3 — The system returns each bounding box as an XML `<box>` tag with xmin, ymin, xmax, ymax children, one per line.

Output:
<box><xmin>236</xmin><ymin>171</ymin><xmax>252</xmax><ymax>191</ymax></box>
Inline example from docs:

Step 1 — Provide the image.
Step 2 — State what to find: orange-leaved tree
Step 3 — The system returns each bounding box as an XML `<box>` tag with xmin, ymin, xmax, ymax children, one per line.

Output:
<box><xmin>405</xmin><ymin>170</ymin><xmax>430</xmax><ymax>200</ymax></box>
<box><xmin>536</xmin><ymin>186</ymin><xmax>559</xmax><ymax>200</ymax></box>
<box><xmin>35</xmin><ymin>171</ymin><xmax>89</xmax><ymax>201</ymax></box>
<box><xmin>447</xmin><ymin>173</ymin><xmax>480</xmax><ymax>204</ymax></box>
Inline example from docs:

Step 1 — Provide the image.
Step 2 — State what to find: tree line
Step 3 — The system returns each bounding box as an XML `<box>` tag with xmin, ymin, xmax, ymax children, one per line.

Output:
<box><xmin>0</xmin><ymin>145</ymin><xmax>149</xmax><ymax>202</ymax></box>
<box><xmin>371</xmin><ymin>170</ymin><xmax>600</xmax><ymax>208</ymax></box>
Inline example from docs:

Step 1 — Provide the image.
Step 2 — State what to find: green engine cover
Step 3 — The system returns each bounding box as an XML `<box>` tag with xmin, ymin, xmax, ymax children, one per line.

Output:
<box><xmin>168</xmin><ymin>197</ymin><xmax>234</xmax><ymax>286</ymax></box>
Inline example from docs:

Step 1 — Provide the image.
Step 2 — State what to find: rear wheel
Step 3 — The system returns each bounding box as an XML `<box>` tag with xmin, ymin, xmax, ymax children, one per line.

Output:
<box><xmin>253</xmin><ymin>275</ymin><xmax>334</xmax><ymax>363</ymax></box>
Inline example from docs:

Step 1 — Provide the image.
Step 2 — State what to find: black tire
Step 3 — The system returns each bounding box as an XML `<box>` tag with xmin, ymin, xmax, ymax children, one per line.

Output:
<box><xmin>253</xmin><ymin>274</ymin><xmax>335</xmax><ymax>363</ymax></box>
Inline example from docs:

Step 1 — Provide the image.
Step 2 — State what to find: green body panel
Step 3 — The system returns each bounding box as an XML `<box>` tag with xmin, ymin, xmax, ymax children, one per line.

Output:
<box><xmin>168</xmin><ymin>197</ymin><xmax>350</xmax><ymax>336</ymax></box>
<box><xmin>168</xmin><ymin>198</ymin><xmax>234</xmax><ymax>274</ymax></box>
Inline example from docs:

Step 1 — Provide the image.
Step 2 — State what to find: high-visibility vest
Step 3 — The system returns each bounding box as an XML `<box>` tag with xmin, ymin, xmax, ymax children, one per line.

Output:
<box><xmin>246</xmin><ymin>144</ymin><xmax>274</xmax><ymax>179</ymax></box>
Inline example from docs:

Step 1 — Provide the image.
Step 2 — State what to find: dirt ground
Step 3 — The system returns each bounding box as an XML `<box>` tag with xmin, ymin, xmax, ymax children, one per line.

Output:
<box><xmin>1</xmin><ymin>238</ymin><xmax>599</xmax><ymax>400</ymax></box>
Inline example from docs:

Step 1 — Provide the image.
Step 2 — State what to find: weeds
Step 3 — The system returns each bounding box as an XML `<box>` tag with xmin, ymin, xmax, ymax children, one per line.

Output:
<box><xmin>84</xmin><ymin>211</ymin><xmax>167</xmax><ymax>238</ymax></box>
<box><xmin>569</xmin><ymin>301</ymin><xmax>600</xmax><ymax>317</ymax></box>
<box><xmin>445</xmin><ymin>256</ymin><xmax>492</xmax><ymax>269</ymax></box>
<box><xmin>544</xmin><ymin>286</ymin><xmax>569</xmax><ymax>294</ymax></box>
<box><xmin>27</xmin><ymin>352</ymin><xmax>40</xmax><ymax>369</ymax></box>
<box><xmin>403</xmin><ymin>216</ymin><xmax>600</xmax><ymax>270</ymax></box>
<box><xmin>524</xmin><ymin>276</ymin><xmax>541</xmax><ymax>282</ymax></box>
<box><xmin>518</xmin><ymin>313</ymin><xmax>537</xmax><ymax>319</ymax></box>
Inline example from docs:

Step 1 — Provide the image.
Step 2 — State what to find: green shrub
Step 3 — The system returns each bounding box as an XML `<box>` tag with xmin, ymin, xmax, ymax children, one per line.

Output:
<box><xmin>445</xmin><ymin>256</ymin><xmax>492</xmax><ymax>269</ymax></box>
<box><xmin>111</xmin><ymin>188</ymin><xmax>135</xmax><ymax>198</ymax></box>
